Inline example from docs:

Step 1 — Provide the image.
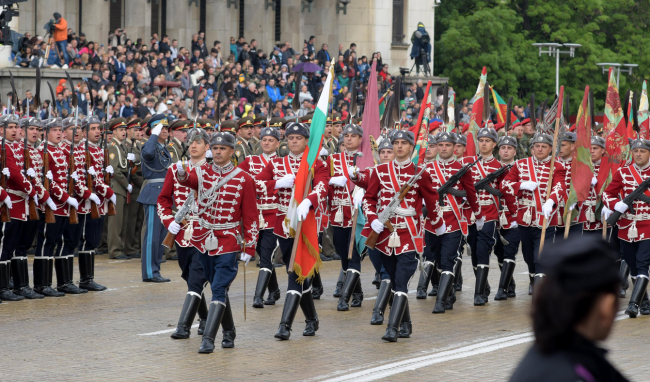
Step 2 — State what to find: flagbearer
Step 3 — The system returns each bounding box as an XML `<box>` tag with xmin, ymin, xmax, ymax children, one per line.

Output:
<box><xmin>329</xmin><ymin>123</ymin><xmax>365</xmax><ymax>311</ymax></box>
<box><xmin>494</xmin><ymin>135</ymin><xmax>520</xmax><ymax>300</ymax></box>
<box><xmin>582</xmin><ymin>136</ymin><xmax>607</xmax><ymax>238</ymax></box>
<box><xmin>256</xmin><ymin>122</ymin><xmax>329</xmax><ymax>341</ymax></box>
<box><xmin>602</xmin><ymin>139</ymin><xmax>650</xmax><ymax>318</ymax></box>
<box><xmin>238</xmin><ymin>127</ymin><xmax>282</xmax><ymax>309</ymax></box>
<box><xmin>502</xmin><ymin>133</ymin><xmax>566</xmax><ymax>292</ymax></box>
<box><xmin>364</xmin><ymin>130</ymin><xmax>443</xmax><ymax>342</ymax></box>
<box><xmin>556</xmin><ymin>132</ymin><xmax>584</xmax><ymax>239</ymax></box>
<box><xmin>159</xmin><ymin>128</ymin><xmax>210</xmax><ymax>340</ymax></box>
<box><xmin>176</xmin><ymin>131</ymin><xmax>259</xmax><ymax>353</ymax></box>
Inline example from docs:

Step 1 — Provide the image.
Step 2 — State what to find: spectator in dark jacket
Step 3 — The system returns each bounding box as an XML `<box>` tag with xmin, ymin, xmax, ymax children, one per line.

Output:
<box><xmin>242</xmin><ymin>83</ymin><xmax>258</xmax><ymax>104</ymax></box>
<box><xmin>316</xmin><ymin>44</ymin><xmax>331</xmax><ymax>65</ymax></box>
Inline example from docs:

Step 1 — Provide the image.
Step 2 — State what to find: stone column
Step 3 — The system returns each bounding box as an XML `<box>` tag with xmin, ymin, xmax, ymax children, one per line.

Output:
<box><xmin>245</xmin><ymin>0</ymin><xmax>275</xmax><ymax>51</ymax></box>
<box><xmin>80</xmin><ymin>0</ymin><xmax>110</xmax><ymax>45</ymax></box>
<box><xmin>124</xmin><ymin>1</ymin><xmax>152</xmax><ymax>44</ymax></box>
<box><xmin>280</xmin><ymin>0</ymin><xmax>303</xmax><ymax>52</ymax></box>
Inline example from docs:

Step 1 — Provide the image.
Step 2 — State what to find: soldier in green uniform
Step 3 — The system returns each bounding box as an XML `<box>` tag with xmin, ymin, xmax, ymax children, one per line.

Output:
<box><xmin>515</xmin><ymin>118</ymin><xmax>534</xmax><ymax>160</ymax></box>
<box><xmin>107</xmin><ymin>118</ymin><xmax>131</xmax><ymax>260</ymax></box>
<box><xmin>252</xmin><ymin>116</ymin><xmax>265</xmax><ymax>153</ymax></box>
<box><xmin>323</xmin><ymin>114</ymin><xmax>338</xmax><ymax>155</ymax></box>
<box><xmin>234</xmin><ymin>117</ymin><xmax>256</xmax><ymax>165</ymax></box>
<box><xmin>167</xmin><ymin>119</ymin><xmax>189</xmax><ymax>162</ymax></box>
<box><xmin>125</xmin><ymin>118</ymin><xmax>145</xmax><ymax>259</ymax></box>
<box><xmin>220</xmin><ymin>120</ymin><xmax>237</xmax><ymax>136</ymax></box>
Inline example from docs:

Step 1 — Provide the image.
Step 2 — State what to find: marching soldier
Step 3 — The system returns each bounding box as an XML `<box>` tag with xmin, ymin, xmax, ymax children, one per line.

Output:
<box><xmin>329</xmin><ymin>124</ymin><xmax>365</xmax><ymax>311</ymax></box>
<box><xmin>256</xmin><ymin>122</ymin><xmax>328</xmax><ymax>340</ymax></box>
<box><xmin>424</xmin><ymin>131</ymin><xmax>480</xmax><ymax>314</ymax></box>
<box><xmin>158</xmin><ymin>128</ymin><xmax>210</xmax><ymax>340</ymax></box>
<box><xmin>602</xmin><ymin>139</ymin><xmax>650</xmax><ymax>318</ymax></box>
<box><xmin>168</xmin><ymin>119</ymin><xmax>189</xmax><ymax>162</ymax></box>
<box><xmin>0</xmin><ymin>115</ymin><xmax>39</xmax><ymax>301</ymax></box>
<box><xmin>234</xmin><ymin>117</ymin><xmax>256</xmax><ymax>165</ymax></box>
<box><xmin>454</xmin><ymin>133</ymin><xmax>467</xmax><ymax>159</ymax></box>
<box><xmin>107</xmin><ymin>117</ymin><xmax>133</xmax><ymax>260</ymax></box>
<box><xmin>125</xmin><ymin>118</ymin><xmax>145</xmax><ymax>259</ymax></box>
<box><xmin>238</xmin><ymin>127</ymin><xmax>282</xmax><ymax>309</ymax></box>
<box><xmin>34</xmin><ymin>118</ymin><xmax>80</xmax><ymax>297</ymax></box>
<box><xmin>363</xmin><ymin>130</ymin><xmax>443</xmax><ymax>342</ymax></box>
<box><xmin>515</xmin><ymin>119</ymin><xmax>534</xmax><ymax>160</ymax></box>
<box><xmin>137</xmin><ymin>114</ymin><xmax>172</xmax><ymax>282</ymax></box>
<box><xmin>175</xmin><ymin>131</ymin><xmax>259</xmax><ymax>353</ymax></box>
<box><xmin>581</xmin><ymin>137</ymin><xmax>607</xmax><ymax>239</ymax></box>
<box><xmin>502</xmin><ymin>133</ymin><xmax>567</xmax><ymax>292</ymax></box>
<box><xmin>494</xmin><ymin>135</ymin><xmax>520</xmax><ymax>300</ymax></box>
<box><xmin>556</xmin><ymin>132</ymin><xmax>583</xmax><ymax>238</ymax></box>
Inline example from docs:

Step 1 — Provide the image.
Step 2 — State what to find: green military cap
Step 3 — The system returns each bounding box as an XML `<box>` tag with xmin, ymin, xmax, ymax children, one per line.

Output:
<box><xmin>269</xmin><ymin>117</ymin><xmax>286</xmax><ymax>128</ymax></box>
<box><xmin>237</xmin><ymin>116</ymin><xmax>255</xmax><ymax>130</ymax></box>
<box><xmin>333</xmin><ymin>112</ymin><xmax>343</xmax><ymax>125</ymax></box>
<box><xmin>221</xmin><ymin>120</ymin><xmax>238</xmax><ymax>134</ymax></box>
<box><xmin>109</xmin><ymin>117</ymin><xmax>128</xmax><ymax>131</ymax></box>
<box><xmin>170</xmin><ymin>119</ymin><xmax>190</xmax><ymax>131</ymax></box>
<box><xmin>127</xmin><ymin>118</ymin><xmax>142</xmax><ymax>129</ymax></box>
<box><xmin>300</xmin><ymin>114</ymin><xmax>314</xmax><ymax>124</ymax></box>
<box><xmin>253</xmin><ymin>116</ymin><xmax>266</xmax><ymax>126</ymax></box>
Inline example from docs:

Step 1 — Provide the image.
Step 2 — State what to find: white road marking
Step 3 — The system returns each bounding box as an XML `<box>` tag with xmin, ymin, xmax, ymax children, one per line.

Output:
<box><xmin>138</xmin><ymin>324</ymin><xmax>199</xmax><ymax>336</ymax></box>
<box><xmin>308</xmin><ymin>311</ymin><xmax>630</xmax><ymax>382</ymax></box>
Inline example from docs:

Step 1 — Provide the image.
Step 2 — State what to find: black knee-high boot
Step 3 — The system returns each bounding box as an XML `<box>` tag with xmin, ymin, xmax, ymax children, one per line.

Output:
<box><xmin>382</xmin><ymin>292</ymin><xmax>407</xmax><ymax>342</ymax></box>
<box><xmin>626</xmin><ymin>276</ymin><xmax>649</xmax><ymax>318</ymax></box>
<box><xmin>264</xmin><ymin>268</ymin><xmax>281</xmax><ymax>305</ymax></box>
<box><xmin>432</xmin><ymin>271</ymin><xmax>455</xmax><ymax>314</ymax></box>
<box><xmin>333</xmin><ymin>268</ymin><xmax>346</xmax><ymax>298</ymax></box>
<box><xmin>253</xmin><ymin>268</ymin><xmax>272</xmax><ymax>308</ymax></box>
<box><xmin>221</xmin><ymin>297</ymin><xmax>236</xmax><ymax>348</ymax></box>
<box><xmin>428</xmin><ymin>263</ymin><xmax>440</xmax><ymax>296</ymax></box>
<box><xmin>371</xmin><ymin>280</ymin><xmax>391</xmax><ymax>325</ymax></box>
<box><xmin>198</xmin><ymin>301</ymin><xmax>227</xmax><ymax>353</ymax></box>
<box><xmin>197</xmin><ymin>293</ymin><xmax>208</xmax><ymax>335</ymax></box>
<box><xmin>300</xmin><ymin>289</ymin><xmax>319</xmax><ymax>336</ymax></box>
<box><xmin>416</xmin><ymin>262</ymin><xmax>434</xmax><ymax>299</ymax></box>
<box><xmin>337</xmin><ymin>269</ymin><xmax>360</xmax><ymax>311</ymax></box>
<box><xmin>275</xmin><ymin>291</ymin><xmax>301</xmax><ymax>340</ymax></box>
<box><xmin>311</xmin><ymin>272</ymin><xmax>323</xmax><ymax>299</ymax></box>
<box><xmin>171</xmin><ymin>292</ymin><xmax>201</xmax><ymax>339</ymax></box>
<box><xmin>495</xmin><ymin>259</ymin><xmax>516</xmax><ymax>301</ymax></box>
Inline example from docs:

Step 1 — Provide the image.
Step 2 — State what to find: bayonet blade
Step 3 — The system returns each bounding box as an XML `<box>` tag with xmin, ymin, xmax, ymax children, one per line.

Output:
<box><xmin>505</xmin><ymin>96</ymin><xmax>513</xmax><ymax>133</ymax></box>
<box><xmin>442</xmin><ymin>83</ymin><xmax>449</xmax><ymax>124</ymax></box>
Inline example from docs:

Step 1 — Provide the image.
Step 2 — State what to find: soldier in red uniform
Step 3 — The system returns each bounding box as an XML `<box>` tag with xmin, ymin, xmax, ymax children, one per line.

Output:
<box><xmin>493</xmin><ymin>135</ymin><xmax>520</xmax><ymax>300</ymax></box>
<box><xmin>423</xmin><ymin>131</ymin><xmax>480</xmax><ymax>314</ymax></box>
<box><xmin>0</xmin><ymin>115</ymin><xmax>39</xmax><ymax>301</ymax></box>
<box><xmin>33</xmin><ymin>118</ymin><xmax>81</xmax><ymax>297</ymax></box>
<box><xmin>502</xmin><ymin>133</ymin><xmax>566</xmax><ymax>292</ymax></box>
<box><xmin>238</xmin><ymin>127</ymin><xmax>282</xmax><ymax>309</ymax></box>
<box><xmin>256</xmin><ymin>122</ymin><xmax>329</xmax><ymax>341</ymax></box>
<box><xmin>159</xmin><ymin>128</ymin><xmax>210</xmax><ymax>340</ymax></box>
<box><xmin>363</xmin><ymin>130</ymin><xmax>443</xmax><ymax>342</ymax></box>
<box><xmin>328</xmin><ymin>123</ymin><xmax>365</xmax><ymax>311</ymax></box>
<box><xmin>176</xmin><ymin>131</ymin><xmax>259</xmax><ymax>353</ymax></box>
<box><xmin>555</xmin><ymin>132</ymin><xmax>584</xmax><ymax>239</ymax></box>
<box><xmin>57</xmin><ymin>117</ymin><xmax>103</xmax><ymax>294</ymax></box>
<box><xmin>602</xmin><ymin>139</ymin><xmax>650</xmax><ymax>318</ymax></box>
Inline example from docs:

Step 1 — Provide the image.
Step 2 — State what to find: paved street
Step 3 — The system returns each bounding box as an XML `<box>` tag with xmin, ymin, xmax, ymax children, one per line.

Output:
<box><xmin>2</xmin><ymin>254</ymin><xmax>648</xmax><ymax>382</ymax></box>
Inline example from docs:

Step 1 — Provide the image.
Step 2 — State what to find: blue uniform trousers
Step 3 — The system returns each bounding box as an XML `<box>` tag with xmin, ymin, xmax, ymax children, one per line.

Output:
<box><xmin>379</xmin><ymin>251</ymin><xmax>418</xmax><ymax>293</ymax></box>
<box><xmin>15</xmin><ymin>219</ymin><xmax>39</xmax><ymax>258</ymax></box>
<box><xmin>439</xmin><ymin>230</ymin><xmax>463</xmax><ymax>272</ymax></box>
<box><xmin>0</xmin><ymin>219</ymin><xmax>25</xmax><ymax>261</ymax></box>
<box><xmin>476</xmin><ymin>221</ymin><xmax>498</xmax><ymax>266</ymax></box>
<box><xmin>79</xmin><ymin>214</ymin><xmax>103</xmax><ymax>252</ymax></box>
<box><xmin>277</xmin><ymin>236</ymin><xmax>311</xmax><ymax>292</ymax></box>
<box><xmin>141</xmin><ymin>204</ymin><xmax>167</xmax><ymax>279</ymax></box>
<box><xmin>36</xmin><ymin>214</ymin><xmax>68</xmax><ymax>258</ymax></box>
<box><xmin>494</xmin><ymin>227</ymin><xmax>520</xmax><ymax>263</ymax></box>
<box><xmin>368</xmin><ymin>248</ymin><xmax>389</xmax><ymax>280</ymax></box>
<box><xmin>176</xmin><ymin>245</ymin><xmax>208</xmax><ymax>295</ymax></box>
<box><xmin>332</xmin><ymin>226</ymin><xmax>361</xmax><ymax>272</ymax></box>
<box><xmin>201</xmin><ymin>251</ymin><xmax>238</xmax><ymax>303</ymax></box>
<box><xmin>519</xmin><ymin>225</ymin><xmax>556</xmax><ymax>274</ymax></box>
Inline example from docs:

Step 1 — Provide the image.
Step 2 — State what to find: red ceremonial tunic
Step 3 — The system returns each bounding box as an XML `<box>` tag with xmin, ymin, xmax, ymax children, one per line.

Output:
<box><xmin>158</xmin><ymin>159</ymin><xmax>207</xmax><ymax>248</ymax></box>
<box><xmin>497</xmin><ymin>160</ymin><xmax>519</xmax><ymax>229</ymax></box>
<box><xmin>602</xmin><ymin>163</ymin><xmax>650</xmax><ymax>242</ymax></box>
<box><xmin>83</xmin><ymin>140</ymin><xmax>115</xmax><ymax>215</ymax></box>
<box><xmin>60</xmin><ymin>140</ymin><xmax>92</xmax><ymax>212</ymax></box>
<box><xmin>238</xmin><ymin>153</ymin><xmax>279</xmax><ymax>231</ymax></box>
<box><xmin>38</xmin><ymin>141</ymin><xmax>72</xmax><ymax>217</ymax></box>
<box><xmin>363</xmin><ymin>159</ymin><xmax>442</xmax><ymax>256</ymax></box>
<box><xmin>5</xmin><ymin>141</ymin><xmax>37</xmax><ymax>221</ymax></box>
<box><xmin>255</xmin><ymin>152</ymin><xmax>330</xmax><ymax>239</ymax></box>
<box><xmin>463</xmin><ymin>155</ymin><xmax>502</xmax><ymax>223</ymax></box>
<box><xmin>555</xmin><ymin>157</ymin><xmax>583</xmax><ymax>227</ymax></box>
<box><xmin>327</xmin><ymin>151</ymin><xmax>358</xmax><ymax>228</ymax></box>
<box><xmin>22</xmin><ymin>141</ymin><xmax>50</xmax><ymax>212</ymax></box>
<box><xmin>179</xmin><ymin>162</ymin><xmax>259</xmax><ymax>257</ymax></box>
<box><xmin>501</xmin><ymin>155</ymin><xmax>566</xmax><ymax>228</ymax></box>
<box><xmin>581</xmin><ymin>160</ymin><xmax>602</xmax><ymax>231</ymax></box>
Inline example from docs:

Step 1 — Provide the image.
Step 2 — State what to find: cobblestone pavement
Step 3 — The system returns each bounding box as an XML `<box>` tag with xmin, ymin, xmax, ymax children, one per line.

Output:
<box><xmin>2</xmin><ymin>254</ymin><xmax>648</xmax><ymax>382</ymax></box>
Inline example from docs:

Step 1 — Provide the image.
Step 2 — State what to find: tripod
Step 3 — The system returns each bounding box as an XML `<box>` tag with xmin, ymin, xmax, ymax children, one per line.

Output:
<box><xmin>409</xmin><ymin>48</ymin><xmax>431</xmax><ymax>76</ymax></box>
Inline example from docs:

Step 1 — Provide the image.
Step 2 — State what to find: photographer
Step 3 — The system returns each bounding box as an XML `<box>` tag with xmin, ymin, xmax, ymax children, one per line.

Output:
<box><xmin>109</xmin><ymin>28</ymin><xmax>128</xmax><ymax>47</ymax></box>
<box><xmin>410</xmin><ymin>22</ymin><xmax>431</xmax><ymax>76</ymax></box>
<box><xmin>50</xmin><ymin>12</ymin><xmax>69</xmax><ymax>65</ymax></box>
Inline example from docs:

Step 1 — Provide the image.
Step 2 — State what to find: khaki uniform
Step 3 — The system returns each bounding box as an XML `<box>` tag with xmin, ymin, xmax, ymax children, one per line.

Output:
<box><xmin>234</xmin><ymin>137</ymin><xmax>255</xmax><ymax>165</ymax></box>
<box><xmin>167</xmin><ymin>137</ymin><xmax>187</xmax><ymax>162</ymax></box>
<box><xmin>125</xmin><ymin>138</ymin><xmax>145</xmax><ymax>257</ymax></box>
<box><xmin>107</xmin><ymin>137</ymin><xmax>129</xmax><ymax>259</ymax></box>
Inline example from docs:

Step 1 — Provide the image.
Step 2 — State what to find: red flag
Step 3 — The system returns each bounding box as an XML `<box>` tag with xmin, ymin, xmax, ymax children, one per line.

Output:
<box><xmin>466</xmin><ymin>67</ymin><xmax>488</xmax><ymax>157</ymax></box>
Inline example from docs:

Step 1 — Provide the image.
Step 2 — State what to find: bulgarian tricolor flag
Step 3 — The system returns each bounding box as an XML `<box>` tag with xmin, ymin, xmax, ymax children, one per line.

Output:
<box><xmin>410</xmin><ymin>80</ymin><xmax>433</xmax><ymax>166</ymax></box>
<box><xmin>284</xmin><ymin>65</ymin><xmax>334</xmax><ymax>282</ymax></box>
<box><xmin>564</xmin><ymin>86</ymin><xmax>593</xmax><ymax>223</ymax></box>
<box><xmin>490</xmin><ymin>87</ymin><xmax>519</xmax><ymax>125</ymax></box>
<box><xmin>639</xmin><ymin>81</ymin><xmax>649</xmax><ymax>140</ymax></box>
<box><xmin>466</xmin><ymin>67</ymin><xmax>487</xmax><ymax>157</ymax></box>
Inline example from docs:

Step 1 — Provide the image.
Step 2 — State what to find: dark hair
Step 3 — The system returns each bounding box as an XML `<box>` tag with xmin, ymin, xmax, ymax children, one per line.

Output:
<box><xmin>532</xmin><ymin>277</ymin><xmax>618</xmax><ymax>354</ymax></box>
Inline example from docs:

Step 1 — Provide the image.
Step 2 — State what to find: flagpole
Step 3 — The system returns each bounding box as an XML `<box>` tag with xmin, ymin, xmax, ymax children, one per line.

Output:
<box><xmin>540</xmin><ymin>86</ymin><xmax>564</xmax><ymax>254</ymax></box>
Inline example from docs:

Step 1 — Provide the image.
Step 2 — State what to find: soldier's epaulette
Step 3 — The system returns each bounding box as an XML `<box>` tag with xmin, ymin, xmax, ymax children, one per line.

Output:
<box><xmin>111</xmin><ymin>142</ymin><xmax>116</xmax><ymax>146</ymax></box>
<box><xmin>237</xmin><ymin>141</ymin><xmax>243</xmax><ymax>145</ymax></box>
<box><xmin>168</xmin><ymin>142</ymin><xmax>174</xmax><ymax>146</ymax></box>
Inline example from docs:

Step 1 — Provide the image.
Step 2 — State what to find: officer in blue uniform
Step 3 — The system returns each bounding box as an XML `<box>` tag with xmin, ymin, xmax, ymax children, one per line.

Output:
<box><xmin>137</xmin><ymin>114</ymin><xmax>172</xmax><ymax>282</ymax></box>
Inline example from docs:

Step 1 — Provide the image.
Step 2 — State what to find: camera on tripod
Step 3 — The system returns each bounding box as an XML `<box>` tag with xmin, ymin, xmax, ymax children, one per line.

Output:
<box><xmin>0</xmin><ymin>0</ymin><xmax>26</xmax><ymax>47</ymax></box>
<box><xmin>409</xmin><ymin>22</ymin><xmax>432</xmax><ymax>77</ymax></box>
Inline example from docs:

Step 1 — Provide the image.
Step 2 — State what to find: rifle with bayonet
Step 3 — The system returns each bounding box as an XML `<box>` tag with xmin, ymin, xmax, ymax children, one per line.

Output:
<box><xmin>437</xmin><ymin>156</ymin><xmax>482</xmax><ymax>207</ymax></box>
<box><xmin>103</xmin><ymin>122</ymin><xmax>116</xmax><ymax>216</ymax></box>
<box><xmin>474</xmin><ymin>164</ymin><xmax>512</xmax><ymax>197</ymax></box>
<box><xmin>83</xmin><ymin>80</ymin><xmax>101</xmax><ymax>218</ymax></box>
<box><xmin>0</xmin><ymin>114</ymin><xmax>10</xmax><ymax>222</ymax></box>
<box><xmin>365</xmin><ymin>166</ymin><xmax>428</xmax><ymax>250</ymax></box>
<box><xmin>66</xmin><ymin>72</ymin><xmax>79</xmax><ymax>224</ymax></box>
<box><xmin>606</xmin><ymin>177</ymin><xmax>650</xmax><ymax>226</ymax></box>
<box><xmin>162</xmin><ymin>191</ymin><xmax>195</xmax><ymax>249</ymax></box>
<box><xmin>42</xmin><ymin>82</ymin><xmax>57</xmax><ymax>223</ymax></box>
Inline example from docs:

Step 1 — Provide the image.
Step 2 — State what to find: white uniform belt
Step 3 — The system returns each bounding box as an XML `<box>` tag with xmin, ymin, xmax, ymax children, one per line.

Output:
<box><xmin>520</xmin><ymin>199</ymin><xmax>537</xmax><ymax>207</ymax></box>
<box><xmin>623</xmin><ymin>213</ymin><xmax>650</xmax><ymax>221</ymax></box>
<box><xmin>390</xmin><ymin>222</ymin><xmax>408</xmax><ymax>229</ymax></box>
<box><xmin>394</xmin><ymin>207</ymin><xmax>416</xmax><ymax>217</ymax></box>
<box><xmin>332</xmin><ymin>199</ymin><xmax>351</xmax><ymax>207</ymax></box>
<box><xmin>7</xmin><ymin>189</ymin><xmax>27</xmax><ymax>198</ymax></box>
<box><xmin>258</xmin><ymin>203</ymin><xmax>277</xmax><ymax>211</ymax></box>
<box><xmin>440</xmin><ymin>206</ymin><xmax>453</xmax><ymax>212</ymax></box>
<box><xmin>478</xmin><ymin>200</ymin><xmax>494</xmax><ymax>206</ymax></box>
<box><xmin>198</xmin><ymin>219</ymin><xmax>239</xmax><ymax>230</ymax></box>
<box><xmin>583</xmin><ymin>201</ymin><xmax>597</xmax><ymax>206</ymax></box>
<box><xmin>278</xmin><ymin>205</ymin><xmax>288</xmax><ymax>213</ymax></box>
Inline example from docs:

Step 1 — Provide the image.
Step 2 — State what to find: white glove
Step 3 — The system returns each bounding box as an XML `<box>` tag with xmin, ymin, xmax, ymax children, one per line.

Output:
<box><xmin>240</xmin><ymin>253</ymin><xmax>253</xmax><ymax>265</ymax></box>
<box><xmin>88</xmin><ymin>167</ymin><xmax>97</xmax><ymax>176</ymax></box>
<box><xmin>568</xmin><ymin>203</ymin><xmax>577</xmax><ymax>211</ymax></box>
<box><xmin>542</xmin><ymin>199</ymin><xmax>554</xmax><ymax>219</ymax></box>
<box><xmin>353</xmin><ymin>188</ymin><xmax>365</xmax><ymax>209</ymax></box>
<box><xmin>319</xmin><ymin>148</ymin><xmax>329</xmax><ymax>156</ymax></box>
<box><xmin>206</xmin><ymin>150</ymin><xmax>213</xmax><ymax>159</ymax></box>
<box><xmin>127</xmin><ymin>184</ymin><xmax>133</xmax><ymax>193</ymax></box>
<box><xmin>3</xmin><ymin>196</ymin><xmax>12</xmax><ymax>209</ymax></box>
<box><xmin>151</xmin><ymin>122</ymin><xmax>163</xmax><ymax>136</ymax></box>
<box><xmin>26</xmin><ymin>168</ymin><xmax>36</xmax><ymax>178</ymax></box>
<box><xmin>476</xmin><ymin>216</ymin><xmax>485</xmax><ymax>231</ymax></box>
<box><xmin>275</xmin><ymin>174</ymin><xmax>295</xmax><ymax>189</ymax></box>
<box><xmin>89</xmin><ymin>193</ymin><xmax>101</xmax><ymax>205</ymax></box>
<box><xmin>66</xmin><ymin>197</ymin><xmax>79</xmax><ymax>209</ymax></box>
<box><xmin>46</xmin><ymin>170</ymin><xmax>53</xmax><ymax>180</ymax></box>
<box><xmin>329</xmin><ymin>176</ymin><xmax>348</xmax><ymax>187</ymax></box>
<box><xmin>347</xmin><ymin>166</ymin><xmax>358</xmax><ymax>178</ymax></box>
<box><xmin>297</xmin><ymin>198</ymin><xmax>312</xmax><ymax>221</ymax></box>
<box><xmin>71</xmin><ymin>171</ymin><xmax>79</xmax><ymax>181</ymax></box>
<box><xmin>2</xmin><ymin>168</ymin><xmax>9</xmax><ymax>178</ymax></box>
<box><xmin>435</xmin><ymin>222</ymin><xmax>447</xmax><ymax>235</ymax></box>
<box><xmin>520</xmin><ymin>181</ymin><xmax>538</xmax><ymax>191</ymax></box>
<box><xmin>614</xmin><ymin>201</ymin><xmax>628</xmax><ymax>214</ymax></box>
<box><xmin>46</xmin><ymin>197</ymin><xmax>57</xmax><ymax>210</ymax></box>
<box><xmin>105</xmin><ymin>165</ymin><xmax>114</xmax><ymax>175</ymax></box>
<box><xmin>33</xmin><ymin>194</ymin><xmax>39</xmax><ymax>206</ymax></box>
<box><xmin>601</xmin><ymin>207</ymin><xmax>613</xmax><ymax>220</ymax></box>
<box><xmin>510</xmin><ymin>222</ymin><xmax>518</xmax><ymax>229</ymax></box>
<box><xmin>371</xmin><ymin>219</ymin><xmax>385</xmax><ymax>234</ymax></box>
<box><xmin>110</xmin><ymin>194</ymin><xmax>117</xmax><ymax>205</ymax></box>
<box><xmin>168</xmin><ymin>221</ymin><xmax>181</xmax><ymax>235</ymax></box>
<box><xmin>127</xmin><ymin>153</ymin><xmax>136</xmax><ymax>161</ymax></box>
<box><xmin>175</xmin><ymin>160</ymin><xmax>185</xmax><ymax>177</ymax></box>
<box><xmin>591</xmin><ymin>176</ymin><xmax>597</xmax><ymax>186</ymax></box>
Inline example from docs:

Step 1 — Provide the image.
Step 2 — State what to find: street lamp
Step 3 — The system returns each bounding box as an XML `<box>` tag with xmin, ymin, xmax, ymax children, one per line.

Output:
<box><xmin>533</xmin><ymin>42</ymin><xmax>581</xmax><ymax>95</ymax></box>
<box><xmin>596</xmin><ymin>63</ymin><xmax>638</xmax><ymax>88</ymax></box>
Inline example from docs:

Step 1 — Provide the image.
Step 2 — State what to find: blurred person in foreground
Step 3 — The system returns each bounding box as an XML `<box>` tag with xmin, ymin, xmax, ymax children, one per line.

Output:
<box><xmin>509</xmin><ymin>236</ymin><xmax>628</xmax><ymax>382</ymax></box>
